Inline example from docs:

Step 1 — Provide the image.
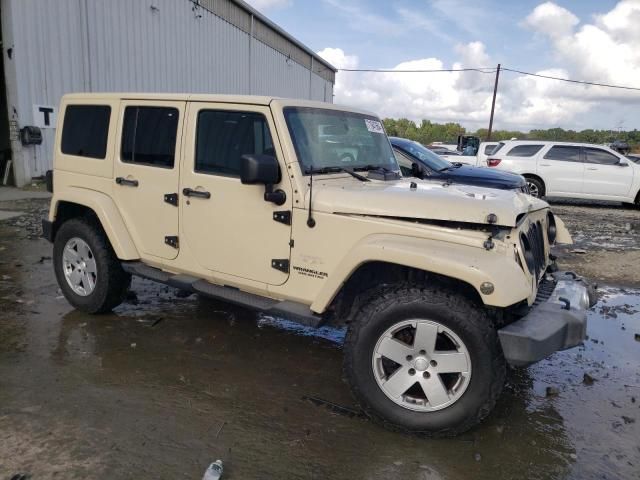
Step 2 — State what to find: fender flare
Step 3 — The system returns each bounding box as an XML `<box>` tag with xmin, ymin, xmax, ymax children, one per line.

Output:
<box><xmin>310</xmin><ymin>234</ymin><xmax>532</xmax><ymax>313</ymax></box>
<box><xmin>49</xmin><ymin>188</ymin><xmax>139</xmax><ymax>260</ymax></box>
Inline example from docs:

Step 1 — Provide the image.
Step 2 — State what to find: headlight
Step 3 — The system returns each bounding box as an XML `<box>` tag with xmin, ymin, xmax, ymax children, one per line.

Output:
<box><xmin>519</xmin><ymin>232</ymin><xmax>535</xmax><ymax>274</ymax></box>
<box><xmin>547</xmin><ymin>212</ymin><xmax>557</xmax><ymax>244</ymax></box>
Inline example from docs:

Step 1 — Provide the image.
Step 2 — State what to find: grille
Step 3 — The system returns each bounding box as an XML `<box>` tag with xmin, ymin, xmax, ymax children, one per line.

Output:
<box><xmin>523</xmin><ymin>221</ymin><xmax>547</xmax><ymax>277</ymax></box>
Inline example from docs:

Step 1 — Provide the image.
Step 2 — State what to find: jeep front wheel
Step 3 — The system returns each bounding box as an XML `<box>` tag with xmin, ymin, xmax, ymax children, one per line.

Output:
<box><xmin>344</xmin><ymin>284</ymin><xmax>506</xmax><ymax>436</ymax></box>
<box><xmin>53</xmin><ymin>218</ymin><xmax>131</xmax><ymax>313</ymax></box>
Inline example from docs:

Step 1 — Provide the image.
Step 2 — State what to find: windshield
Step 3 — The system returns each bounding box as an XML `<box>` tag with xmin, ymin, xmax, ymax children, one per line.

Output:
<box><xmin>284</xmin><ymin>107</ymin><xmax>398</xmax><ymax>174</ymax></box>
<box><xmin>627</xmin><ymin>154</ymin><xmax>640</xmax><ymax>164</ymax></box>
<box><xmin>394</xmin><ymin>139</ymin><xmax>451</xmax><ymax>171</ymax></box>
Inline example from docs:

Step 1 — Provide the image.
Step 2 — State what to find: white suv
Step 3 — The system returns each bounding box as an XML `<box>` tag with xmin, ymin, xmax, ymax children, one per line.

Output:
<box><xmin>486</xmin><ymin>140</ymin><xmax>640</xmax><ymax>206</ymax></box>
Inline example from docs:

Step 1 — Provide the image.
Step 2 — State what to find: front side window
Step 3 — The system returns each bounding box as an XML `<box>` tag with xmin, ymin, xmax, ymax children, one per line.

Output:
<box><xmin>506</xmin><ymin>144</ymin><xmax>543</xmax><ymax>157</ymax></box>
<box><xmin>121</xmin><ymin>106</ymin><xmax>179</xmax><ymax>167</ymax></box>
<box><xmin>195</xmin><ymin>110</ymin><xmax>274</xmax><ymax>177</ymax></box>
<box><xmin>544</xmin><ymin>145</ymin><xmax>582</xmax><ymax>162</ymax></box>
<box><xmin>584</xmin><ymin>147</ymin><xmax>621</xmax><ymax>165</ymax></box>
<box><xmin>284</xmin><ymin>107</ymin><xmax>397</xmax><ymax>173</ymax></box>
<box><xmin>61</xmin><ymin>105</ymin><xmax>111</xmax><ymax>159</ymax></box>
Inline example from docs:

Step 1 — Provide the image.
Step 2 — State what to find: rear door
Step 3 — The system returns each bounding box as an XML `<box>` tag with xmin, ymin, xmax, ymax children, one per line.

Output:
<box><xmin>113</xmin><ymin>101</ymin><xmax>185</xmax><ymax>260</ymax></box>
<box><xmin>180</xmin><ymin>102</ymin><xmax>292</xmax><ymax>286</ymax></box>
<box><xmin>582</xmin><ymin>147</ymin><xmax>633</xmax><ymax>198</ymax></box>
<box><xmin>538</xmin><ymin>145</ymin><xmax>584</xmax><ymax>195</ymax></box>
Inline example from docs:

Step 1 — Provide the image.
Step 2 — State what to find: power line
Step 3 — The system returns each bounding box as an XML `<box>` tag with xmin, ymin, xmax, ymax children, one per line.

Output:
<box><xmin>501</xmin><ymin>67</ymin><xmax>640</xmax><ymax>92</ymax></box>
<box><xmin>337</xmin><ymin>65</ymin><xmax>640</xmax><ymax>91</ymax></box>
<box><xmin>338</xmin><ymin>67</ymin><xmax>496</xmax><ymax>73</ymax></box>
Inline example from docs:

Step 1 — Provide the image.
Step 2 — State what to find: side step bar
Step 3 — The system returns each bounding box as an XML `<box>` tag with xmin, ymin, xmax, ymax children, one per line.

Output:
<box><xmin>121</xmin><ymin>261</ymin><xmax>324</xmax><ymax>328</ymax></box>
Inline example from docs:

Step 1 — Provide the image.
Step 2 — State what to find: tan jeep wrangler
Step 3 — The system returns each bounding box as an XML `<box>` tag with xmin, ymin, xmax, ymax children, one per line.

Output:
<box><xmin>43</xmin><ymin>93</ymin><xmax>595</xmax><ymax>436</ymax></box>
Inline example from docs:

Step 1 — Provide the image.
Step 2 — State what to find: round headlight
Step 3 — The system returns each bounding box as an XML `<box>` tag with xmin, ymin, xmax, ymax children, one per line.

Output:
<box><xmin>520</xmin><ymin>232</ymin><xmax>535</xmax><ymax>274</ymax></box>
<box><xmin>547</xmin><ymin>212</ymin><xmax>557</xmax><ymax>244</ymax></box>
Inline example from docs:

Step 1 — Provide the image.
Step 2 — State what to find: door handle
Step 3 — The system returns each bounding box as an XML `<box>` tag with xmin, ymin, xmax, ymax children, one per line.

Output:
<box><xmin>115</xmin><ymin>177</ymin><xmax>139</xmax><ymax>187</ymax></box>
<box><xmin>182</xmin><ymin>187</ymin><xmax>211</xmax><ymax>199</ymax></box>
<box><xmin>539</xmin><ymin>163</ymin><xmax>551</xmax><ymax>166</ymax></box>
<box><xmin>586</xmin><ymin>167</ymin><xmax>598</xmax><ymax>170</ymax></box>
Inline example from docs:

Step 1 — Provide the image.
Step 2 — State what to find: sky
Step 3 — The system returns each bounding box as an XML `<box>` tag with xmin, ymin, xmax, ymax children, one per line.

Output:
<box><xmin>244</xmin><ymin>0</ymin><xmax>640</xmax><ymax>132</ymax></box>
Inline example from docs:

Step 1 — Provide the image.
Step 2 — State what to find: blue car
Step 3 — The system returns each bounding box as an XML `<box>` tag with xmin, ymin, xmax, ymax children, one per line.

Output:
<box><xmin>391</xmin><ymin>137</ymin><xmax>528</xmax><ymax>193</ymax></box>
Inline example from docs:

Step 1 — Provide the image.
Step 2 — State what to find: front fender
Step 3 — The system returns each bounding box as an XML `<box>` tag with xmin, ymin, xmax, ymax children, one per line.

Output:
<box><xmin>311</xmin><ymin>234</ymin><xmax>532</xmax><ymax>313</ymax></box>
<box><xmin>49</xmin><ymin>188</ymin><xmax>139</xmax><ymax>260</ymax></box>
<box><xmin>554</xmin><ymin>216</ymin><xmax>573</xmax><ymax>244</ymax></box>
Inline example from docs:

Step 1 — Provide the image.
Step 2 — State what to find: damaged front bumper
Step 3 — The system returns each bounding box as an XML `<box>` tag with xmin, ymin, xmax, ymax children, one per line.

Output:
<box><xmin>498</xmin><ymin>271</ymin><xmax>597</xmax><ymax>367</ymax></box>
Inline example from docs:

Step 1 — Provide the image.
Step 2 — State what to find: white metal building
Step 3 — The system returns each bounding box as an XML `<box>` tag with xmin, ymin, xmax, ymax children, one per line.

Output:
<box><xmin>0</xmin><ymin>0</ymin><xmax>336</xmax><ymax>186</ymax></box>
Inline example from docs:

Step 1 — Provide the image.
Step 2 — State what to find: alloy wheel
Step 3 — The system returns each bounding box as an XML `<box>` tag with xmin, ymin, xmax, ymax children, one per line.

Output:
<box><xmin>62</xmin><ymin>237</ymin><xmax>97</xmax><ymax>296</ymax></box>
<box><xmin>371</xmin><ymin>319</ymin><xmax>472</xmax><ymax>412</ymax></box>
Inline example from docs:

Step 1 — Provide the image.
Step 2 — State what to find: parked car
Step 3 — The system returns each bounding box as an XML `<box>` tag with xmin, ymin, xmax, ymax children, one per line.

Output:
<box><xmin>44</xmin><ymin>93</ymin><xmax>594</xmax><ymax>436</ymax></box>
<box><xmin>486</xmin><ymin>140</ymin><xmax>640</xmax><ymax>206</ymax></box>
<box><xmin>390</xmin><ymin>137</ymin><xmax>528</xmax><ymax>192</ymax></box>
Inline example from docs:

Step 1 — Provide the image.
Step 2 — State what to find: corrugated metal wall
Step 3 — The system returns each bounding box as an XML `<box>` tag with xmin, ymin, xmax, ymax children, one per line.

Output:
<box><xmin>1</xmin><ymin>0</ymin><xmax>334</xmax><ymax>181</ymax></box>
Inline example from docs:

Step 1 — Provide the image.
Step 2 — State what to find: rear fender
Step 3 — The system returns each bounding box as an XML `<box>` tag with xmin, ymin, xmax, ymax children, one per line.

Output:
<box><xmin>49</xmin><ymin>188</ymin><xmax>139</xmax><ymax>260</ymax></box>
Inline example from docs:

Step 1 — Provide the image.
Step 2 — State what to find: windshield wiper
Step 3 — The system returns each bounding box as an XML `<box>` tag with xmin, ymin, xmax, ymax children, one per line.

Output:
<box><xmin>354</xmin><ymin>164</ymin><xmax>393</xmax><ymax>173</ymax></box>
<box><xmin>306</xmin><ymin>166</ymin><xmax>370</xmax><ymax>182</ymax></box>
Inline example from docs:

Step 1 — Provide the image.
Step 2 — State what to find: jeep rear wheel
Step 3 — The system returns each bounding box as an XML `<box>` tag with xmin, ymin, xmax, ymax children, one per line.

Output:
<box><xmin>53</xmin><ymin>218</ymin><xmax>131</xmax><ymax>313</ymax></box>
<box><xmin>344</xmin><ymin>284</ymin><xmax>505</xmax><ymax>436</ymax></box>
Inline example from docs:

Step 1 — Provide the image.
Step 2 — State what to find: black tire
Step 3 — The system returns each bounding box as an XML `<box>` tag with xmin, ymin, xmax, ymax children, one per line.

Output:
<box><xmin>344</xmin><ymin>283</ymin><xmax>506</xmax><ymax>437</ymax></box>
<box><xmin>53</xmin><ymin>218</ymin><xmax>131</xmax><ymax>313</ymax></box>
<box><xmin>525</xmin><ymin>176</ymin><xmax>545</xmax><ymax>198</ymax></box>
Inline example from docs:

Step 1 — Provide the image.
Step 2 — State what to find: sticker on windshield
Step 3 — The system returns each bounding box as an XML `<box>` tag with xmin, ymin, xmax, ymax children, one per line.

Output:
<box><xmin>364</xmin><ymin>119</ymin><xmax>384</xmax><ymax>134</ymax></box>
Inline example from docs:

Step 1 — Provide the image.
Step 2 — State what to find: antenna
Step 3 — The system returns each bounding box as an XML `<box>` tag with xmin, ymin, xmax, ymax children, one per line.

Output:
<box><xmin>307</xmin><ymin>169</ymin><xmax>316</xmax><ymax>228</ymax></box>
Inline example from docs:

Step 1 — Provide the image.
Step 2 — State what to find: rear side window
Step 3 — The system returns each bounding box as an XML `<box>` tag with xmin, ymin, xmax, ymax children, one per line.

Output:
<box><xmin>61</xmin><ymin>105</ymin><xmax>111</xmax><ymax>159</ymax></box>
<box><xmin>544</xmin><ymin>145</ymin><xmax>581</xmax><ymax>162</ymax></box>
<box><xmin>505</xmin><ymin>144</ymin><xmax>543</xmax><ymax>157</ymax></box>
<box><xmin>195</xmin><ymin>110</ymin><xmax>274</xmax><ymax>177</ymax></box>
<box><xmin>121</xmin><ymin>106</ymin><xmax>179</xmax><ymax>168</ymax></box>
<box><xmin>584</xmin><ymin>147</ymin><xmax>620</xmax><ymax>165</ymax></box>
<box><xmin>483</xmin><ymin>144</ymin><xmax>497</xmax><ymax>155</ymax></box>
<box><xmin>491</xmin><ymin>142</ymin><xmax>505</xmax><ymax>155</ymax></box>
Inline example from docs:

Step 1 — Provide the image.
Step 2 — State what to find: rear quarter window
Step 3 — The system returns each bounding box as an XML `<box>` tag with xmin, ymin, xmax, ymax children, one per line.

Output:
<box><xmin>61</xmin><ymin>105</ymin><xmax>111</xmax><ymax>159</ymax></box>
<box><xmin>505</xmin><ymin>144</ymin><xmax>543</xmax><ymax>157</ymax></box>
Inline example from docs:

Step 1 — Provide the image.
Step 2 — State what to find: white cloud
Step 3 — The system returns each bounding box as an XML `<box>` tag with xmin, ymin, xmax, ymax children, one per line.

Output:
<box><xmin>319</xmin><ymin>1</ymin><xmax>640</xmax><ymax>131</ymax></box>
<box><xmin>523</xmin><ymin>2</ymin><xmax>579</xmax><ymax>39</ymax></box>
<box><xmin>244</xmin><ymin>0</ymin><xmax>291</xmax><ymax>11</ymax></box>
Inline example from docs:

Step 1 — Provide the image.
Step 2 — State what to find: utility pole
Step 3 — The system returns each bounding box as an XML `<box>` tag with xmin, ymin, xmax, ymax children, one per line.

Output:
<box><xmin>487</xmin><ymin>63</ymin><xmax>501</xmax><ymax>141</ymax></box>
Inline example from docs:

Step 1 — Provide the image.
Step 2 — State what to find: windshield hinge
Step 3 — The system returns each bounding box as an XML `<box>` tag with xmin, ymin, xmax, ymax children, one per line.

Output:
<box><xmin>165</xmin><ymin>235</ymin><xmax>179</xmax><ymax>249</ymax></box>
<box><xmin>271</xmin><ymin>259</ymin><xmax>289</xmax><ymax>273</ymax></box>
<box><xmin>164</xmin><ymin>193</ymin><xmax>178</xmax><ymax>206</ymax></box>
<box><xmin>273</xmin><ymin>210</ymin><xmax>291</xmax><ymax>225</ymax></box>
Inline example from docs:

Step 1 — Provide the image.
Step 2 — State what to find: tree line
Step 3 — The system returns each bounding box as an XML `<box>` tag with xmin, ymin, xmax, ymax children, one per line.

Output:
<box><xmin>382</xmin><ymin>118</ymin><xmax>640</xmax><ymax>147</ymax></box>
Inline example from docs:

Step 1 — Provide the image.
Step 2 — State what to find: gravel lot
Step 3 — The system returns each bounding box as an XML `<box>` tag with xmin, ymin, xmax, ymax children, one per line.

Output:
<box><xmin>0</xmin><ymin>189</ymin><xmax>638</xmax><ymax>479</ymax></box>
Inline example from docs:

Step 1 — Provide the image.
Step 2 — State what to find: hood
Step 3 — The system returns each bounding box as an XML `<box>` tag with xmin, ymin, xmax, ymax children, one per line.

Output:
<box><xmin>436</xmin><ymin>165</ymin><xmax>525</xmax><ymax>190</ymax></box>
<box><xmin>308</xmin><ymin>175</ymin><xmax>548</xmax><ymax>227</ymax></box>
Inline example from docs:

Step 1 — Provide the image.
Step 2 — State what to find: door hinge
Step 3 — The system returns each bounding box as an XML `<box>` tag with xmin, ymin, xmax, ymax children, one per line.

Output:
<box><xmin>164</xmin><ymin>193</ymin><xmax>178</xmax><ymax>206</ymax></box>
<box><xmin>165</xmin><ymin>235</ymin><xmax>179</xmax><ymax>249</ymax></box>
<box><xmin>273</xmin><ymin>210</ymin><xmax>291</xmax><ymax>225</ymax></box>
<box><xmin>271</xmin><ymin>259</ymin><xmax>289</xmax><ymax>273</ymax></box>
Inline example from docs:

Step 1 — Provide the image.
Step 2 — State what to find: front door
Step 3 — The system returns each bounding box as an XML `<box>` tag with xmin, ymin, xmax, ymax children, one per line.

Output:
<box><xmin>180</xmin><ymin>103</ymin><xmax>292</xmax><ymax>286</ymax></box>
<box><xmin>538</xmin><ymin>144</ymin><xmax>584</xmax><ymax>195</ymax></box>
<box><xmin>582</xmin><ymin>147</ymin><xmax>633</xmax><ymax>198</ymax></box>
<box><xmin>113</xmin><ymin>101</ymin><xmax>185</xmax><ymax>260</ymax></box>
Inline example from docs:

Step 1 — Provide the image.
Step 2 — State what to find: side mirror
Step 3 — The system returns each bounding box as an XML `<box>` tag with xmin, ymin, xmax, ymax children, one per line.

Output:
<box><xmin>240</xmin><ymin>154</ymin><xmax>286</xmax><ymax>205</ymax></box>
<box><xmin>241</xmin><ymin>154</ymin><xmax>280</xmax><ymax>184</ymax></box>
<box><xmin>411</xmin><ymin>162</ymin><xmax>425</xmax><ymax>179</ymax></box>
<box><xmin>618</xmin><ymin>158</ymin><xmax>629</xmax><ymax>167</ymax></box>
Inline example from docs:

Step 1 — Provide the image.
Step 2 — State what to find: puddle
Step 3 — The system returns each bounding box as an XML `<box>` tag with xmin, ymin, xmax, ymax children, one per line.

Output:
<box><xmin>0</xmin><ymin>221</ymin><xmax>639</xmax><ymax>479</ymax></box>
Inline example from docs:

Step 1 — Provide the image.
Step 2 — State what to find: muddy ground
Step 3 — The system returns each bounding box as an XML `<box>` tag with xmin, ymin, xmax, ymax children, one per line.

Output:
<box><xmin>0</xmin><ymin>192</ymin><xmax>639</xmax><ymax>479</ymax></box>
